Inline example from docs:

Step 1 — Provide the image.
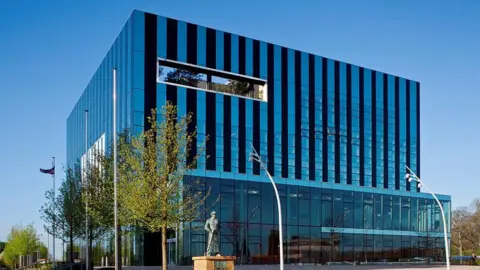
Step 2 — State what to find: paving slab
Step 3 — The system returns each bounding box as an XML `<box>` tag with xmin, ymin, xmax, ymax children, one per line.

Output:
<box><xmin>122</xmin><ymin>265</ymin><xmax>480</xmax><ymax>270</ymax></box>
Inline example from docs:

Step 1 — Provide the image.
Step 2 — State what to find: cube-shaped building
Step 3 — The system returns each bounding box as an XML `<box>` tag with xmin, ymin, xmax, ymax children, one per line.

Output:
<box><xmin>67</xmin><ymin>10</ymin><xmax>451</xmax><ymax>266</ymax></box>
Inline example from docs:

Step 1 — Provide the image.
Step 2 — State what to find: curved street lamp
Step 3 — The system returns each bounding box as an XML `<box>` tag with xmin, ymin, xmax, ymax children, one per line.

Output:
<box><xmin>249</xmin><ymin>144</ymin><xmax>284</xmax><ymax>270</ymax></box>
<box><xmin>405</xmin><ymin>165</ymin><xmax>450</xmax><ymax>270</ymax></box>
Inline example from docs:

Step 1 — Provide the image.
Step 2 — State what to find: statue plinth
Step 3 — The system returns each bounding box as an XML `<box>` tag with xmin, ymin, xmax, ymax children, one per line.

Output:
<box><xmin>192</xmin><ymin>256</ymin><xmax>236</xmax><ymax>270</ymax></box>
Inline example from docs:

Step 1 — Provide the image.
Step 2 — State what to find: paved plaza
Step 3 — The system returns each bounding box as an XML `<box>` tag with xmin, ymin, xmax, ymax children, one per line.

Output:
<box><xmin>122</xmin><ymin>265</ymin><xmax>480</xmax><ymax>270</ymax></box>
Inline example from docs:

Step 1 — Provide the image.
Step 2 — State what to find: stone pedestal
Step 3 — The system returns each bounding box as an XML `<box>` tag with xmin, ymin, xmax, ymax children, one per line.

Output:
<box><xmin>192</xmin><ymin>256</ymin><xmax>235</xmax><ymax>270</ymax></box>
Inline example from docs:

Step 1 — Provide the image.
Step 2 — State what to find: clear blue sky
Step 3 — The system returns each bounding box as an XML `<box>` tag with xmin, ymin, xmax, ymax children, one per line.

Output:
<box><xmin>0</xmin><ymin>0</ymin><xmax>479</xmax><ymax>249</ymax></box>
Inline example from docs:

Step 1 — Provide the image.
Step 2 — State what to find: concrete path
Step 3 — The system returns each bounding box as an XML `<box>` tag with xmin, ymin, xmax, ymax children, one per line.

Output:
<box><xmin>123</xmin><ymin>265</ymin><xmax>480</xmax><ymax>270</ymax></box>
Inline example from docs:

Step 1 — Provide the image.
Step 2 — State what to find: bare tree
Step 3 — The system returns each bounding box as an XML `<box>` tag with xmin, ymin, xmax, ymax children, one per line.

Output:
<box><xmin>220</xmin><ymin>206</ymin><xmax>260</xmax><ymax>264</ymax></box>
<box><xmin>326</xmin><ymin>210</ymin><xmax>350</xmax><ymax>262</ymax></box>
<box><xmin>469</xmin><ymin>199</ymin><xmax>480</xmax><ymax>251</ymax></box>
<box><xmin>452</xmin><ymin>207</ymin><xmax>474</xmax><ymax>256</ymax></box>
<box><xmin>451</xmin><ymin>198</ymin><xmax>480</xmax><ymax>256</ymax></box>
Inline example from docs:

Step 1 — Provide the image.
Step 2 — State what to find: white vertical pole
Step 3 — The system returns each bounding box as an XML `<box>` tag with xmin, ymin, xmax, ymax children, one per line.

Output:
<box><xmin>406</xmin><ymin>165</ymin><xmax>450</xmax><ymax>270</ymax></box>
<box><xmin>175</xmin><ymin>228</ymin><xmax>178</xmax><ymax>265</ymax></box>
<box><xmin>113</xmin><ymin>68</ymin><xmax>121</xmax><ymax>270</ymax></box>
<box><xmin>52</xmin><ymin>157</ymin><xmax>56</xmax><ymax>268</ymax></box>
<box><xmin>267</xmin><ymin>169</ymin><xmax>283</xmax><ymax>270</ymax></box>
<box><xmin>85</xmin><ymin>109</ymin><xmax>89</xmax><ymax>270</ymax></box>
<box><xmin>250</xmin><ymin>145</ymin><xmax>283</xmax><ymax>270</ymax></box>
<box><xmin>47</xmin><ymin>233</ymin><xmax>50</xmax><ymax>263</ymax></box>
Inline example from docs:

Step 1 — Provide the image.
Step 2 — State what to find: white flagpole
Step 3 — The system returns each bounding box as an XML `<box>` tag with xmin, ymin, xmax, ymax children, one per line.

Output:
<box><xmin>47</xmin><ymin>233</ymin><xmax>50</xmax><ymax>263</ymax></box>
<box><xmin>85</xmin><ymin>109</ymin><xmax>89</xmax><ymax>270</ymax></box>
<box><xmin>52</xmin><ymin>157</ymin><xmax>56</xmax><ymax>268</ymax></box>
<box><xmin>113</xmin><ymin>68</ymin><xmax>121</xmax><ymax>270</ymax></box>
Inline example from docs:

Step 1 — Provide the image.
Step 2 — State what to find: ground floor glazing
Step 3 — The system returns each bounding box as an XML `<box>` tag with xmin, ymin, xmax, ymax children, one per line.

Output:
<box><xmin>87</xmin><ymin>176</ymin><xmax>451</xmax><ymax>266</ymax></box>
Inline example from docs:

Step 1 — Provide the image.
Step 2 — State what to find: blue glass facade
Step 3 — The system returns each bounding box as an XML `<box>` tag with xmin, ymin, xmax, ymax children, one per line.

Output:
<box><xmin>67</xmin><ymin>10</ymin><xmax>451</xmax><ymax>266</ymax></box>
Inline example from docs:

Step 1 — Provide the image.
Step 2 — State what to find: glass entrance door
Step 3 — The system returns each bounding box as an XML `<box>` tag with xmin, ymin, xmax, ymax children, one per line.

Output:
<box><xmin>167</xmin><ymin>238</ymin><xmax>176</xmax><ymax>265</ymax></box>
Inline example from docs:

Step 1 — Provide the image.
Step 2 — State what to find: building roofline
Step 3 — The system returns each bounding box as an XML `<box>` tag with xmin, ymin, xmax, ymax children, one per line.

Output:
<box><xmin>131</xmin><ymin>9</ymin><xmax>420</xmax><ymax>84</ymax></box>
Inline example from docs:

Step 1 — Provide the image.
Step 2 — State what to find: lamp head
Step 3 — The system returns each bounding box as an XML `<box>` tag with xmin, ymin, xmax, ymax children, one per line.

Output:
<box><xmin>405</xmin><ymin>173</ymin><xmax>410</xmax><ymax>179</ymax></box>
<box><xmin>417</xmin><ymin>182</ymin><xmax>422</xmax><ymax>188</ymax></box>
<box><xmin>248</xmin><ymin>153</ymin><xmax>254</xmax><ymax>162</ymax></box>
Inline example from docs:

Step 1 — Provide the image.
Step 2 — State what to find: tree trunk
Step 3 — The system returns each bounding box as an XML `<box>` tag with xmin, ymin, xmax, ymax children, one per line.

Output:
<box><xmin>478</xmin><ymin>233</ymin><xmax>480</xmax><ymax>250</ymax></box>
<box><xmin>88</xmin><ymin>236</ymin><xmax>93</xmax><ymax>270</ymax></box>
<box><xmin>459</xmin><ymin>232</ymin><xmax>463</xmax><ymax>256</ymax></box>
<box><xmin>330</xmin><ymin>236</ymin><xmax>333</xmax><ymax>262</ymax></box>
<box><xmin>162</xmin><ymin>226</ymin><xmax>168</xmax><ymax>270</ymax></box>
<box><xmin>116</xmin><ymin>224</ymin><xmax>122</xmax><ymax>270</ymax></box>
<box><xmin>69</xmin><ymin>236</ymin><xmax>74</xmax><ymax>263</ymax></box>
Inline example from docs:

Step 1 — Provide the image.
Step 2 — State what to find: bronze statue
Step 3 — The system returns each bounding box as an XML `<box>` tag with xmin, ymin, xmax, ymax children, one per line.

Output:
<box><xmin>204</xmin><ymin>211</ymin><xmax>220</xmax><ymax>256</ymax></box>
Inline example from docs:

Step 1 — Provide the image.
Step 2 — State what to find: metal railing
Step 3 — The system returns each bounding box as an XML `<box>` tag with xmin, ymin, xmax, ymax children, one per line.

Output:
<box><xmin>52</xmin><ymin>262</ymin><xmax>84</xmax><ymax>270</ymax></box>
<box><xmin>15</xmin><ymin>261</ymin><xmax>50</xmax><ymax>270</ymax></box>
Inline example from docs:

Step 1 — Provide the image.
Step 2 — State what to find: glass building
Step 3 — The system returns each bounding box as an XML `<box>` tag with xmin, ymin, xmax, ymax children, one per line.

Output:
<box><xmin>66</xmin><ymin>10</ymin><xmax>451</xmax><ymax>266</ymax></box>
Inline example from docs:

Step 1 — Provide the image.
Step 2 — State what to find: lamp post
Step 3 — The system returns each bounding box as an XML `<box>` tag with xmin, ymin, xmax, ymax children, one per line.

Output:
<box><xmin>113</xmin><ymin>68</ymin><xmax>121</xmax><ymax>270</ymax></box>
<box><xmin>249</xmin><ymin>144</ymin><xmax>283</xmax><ymax>270</ymax></box>
<box><xmin>85</xmin><ymin>109</ymin><xmax>90</xmax><ymax>270</ymax></box>
<box><xmin>52</xmin><ymin>157</ymin><xmax>56</xmax><ymax>269</ymax></box>
<box><xmin>405</xmin><ymin>165</ymin><xmax>450</xmax><ymax>270</ymax></box>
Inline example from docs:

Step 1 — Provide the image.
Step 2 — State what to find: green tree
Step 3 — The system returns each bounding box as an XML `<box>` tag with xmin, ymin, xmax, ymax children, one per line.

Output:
<box><xmin>0</xmin><ymin>241</ymin><xmax>7</xmax><ymax>270</ymax></box>
<box><xmin>2</xmin><ymin>224</ymin><xmax>42</xmax><ymax>268</ymax></box>
<box><xmin>40</xmin><ymin>167</ymin><xmax>84</xmax><ymax>263</ymax></box>
<box><xmin>165</xmin><ymin>69</ymin><xmax>202</xmax><ymax>87</ymax></box>
<box><xmin>84</xmin><ymin>150</ymin><xmax>115</xmax><ymax>231</ymax></box>
<box><xmin>226</xmin><ymin>80</ymin><xmax>252</xmax><ymax>96</ymax></box>
<box><xmin>37</xmin><ymin>243</ymin><xmax>48</xmax><ymax>260</ymax></box>
<box><xmin>84</xmin><ymin>146</ymin><xmax>133</xmax><ymax>270</ymax></box>
<box><xmin>0</xmin><ymin>260</ymin><xmax>7</xmax><ymax>270</ymax></box>
<box><xmin>213</xmin><ymin>79</ymin><xmax>256</xmax><ymax>98</ymax></box>
<box><xmin>117</xmin><ymin>102</ymin><xmax>211</xmax><ymax>270</ymax></box>
<box><xmin>85</xmin><ymin>132</ymin><xmax>144</xmax><ymax>270</ymax></box>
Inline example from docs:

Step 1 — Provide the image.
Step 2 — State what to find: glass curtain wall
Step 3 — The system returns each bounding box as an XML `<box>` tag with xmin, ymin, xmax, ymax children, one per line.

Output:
<box><xmin>180</xmin><ymin>176</ymin><xmax>449</xmax><ymax>265</ymax></box>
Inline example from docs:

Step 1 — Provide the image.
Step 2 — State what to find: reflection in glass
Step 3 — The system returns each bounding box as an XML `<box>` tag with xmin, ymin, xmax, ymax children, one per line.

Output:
<box><xmin>157</xmin><ymin>60</ymin><xmax>266</xmax><ymax>100</ymax></box>
<box><xmin>177</xmin><ymin>176</ymin><xmax>448</xmax><ymax>265</ymax></box>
